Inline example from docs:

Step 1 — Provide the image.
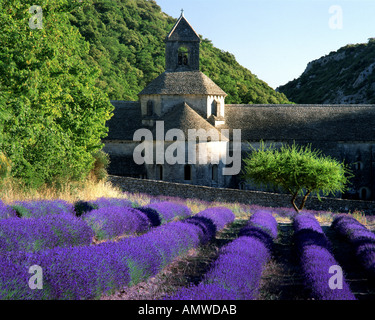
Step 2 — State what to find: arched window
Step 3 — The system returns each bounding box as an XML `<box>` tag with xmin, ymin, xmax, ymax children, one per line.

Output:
<box><xmin>178</xmin><ymin>46</ymin><xmax>189</xmax><ymax>66</ymax></box>
<box><xmin>212</xmin><ymin>164</ymin><xmax>218</xmax><ymax>182</ymax></box>
<box><xmin>239</xmin><ymin>182</ymin><xmax>246</xmax><ymax>190</ymax></box>
<box><xmin>184</xmin><ymin>164</ymin><xmax>192</xmax><ymax>181</ymax></box>
<box><xmin>355</xmin><ymin>161</ymin><xmax>363</xmax><ymax>171</ymax></box>
<box><xmin>156</xmin><ymin>165</ymin><xmax>163</xmax><ymax>180</ymax></box>
<box><xmin>359</xmin><ymin>187</ymin><xmax>371</xmax><ymax>200</ymax></box>
<box><xmin>147</xmin><ymin>100</ymin><xmax>154</xmax><ymax>116</ymax></box>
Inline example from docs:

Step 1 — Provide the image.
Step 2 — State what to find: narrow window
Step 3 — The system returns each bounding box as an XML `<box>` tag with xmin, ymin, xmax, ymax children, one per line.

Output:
<box><xmin>212</xmin><ymin>100</ymin><xmax>218</xmax><ymax>117</ymax></box>
<box><xmin>156</xmin><ymin>165</ymin><xmax>163</xmax><ymax>180</ymax></box>
<box><xmin>361</xmin><ymin>188</ymin><xmax>367</xmax><ymax>200</ymax></box>
<box><xmin>184</xmin><ymin>164</ymin><xmax>192</xmax><ymax>181</ymax></box>
<box><xmin>147</xmin><ymin>100</ymin><xmax>154</xmax><ymax>116</ymax></box>
<box><xmin>178</xmin><ymin>47</ymin><xmax>189</xmax><ymax>66</ymax></box>
<box><xmin>212</xmin><ymin>164</ymin><xmax>218</xmax><ymax>182</ymax></box>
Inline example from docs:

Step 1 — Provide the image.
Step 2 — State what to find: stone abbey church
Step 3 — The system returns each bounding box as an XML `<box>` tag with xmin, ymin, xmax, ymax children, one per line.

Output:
<box><xmin>103</xmin><ymin>13</ymin><xmax>375</xmax><ymax>201</ymax></box>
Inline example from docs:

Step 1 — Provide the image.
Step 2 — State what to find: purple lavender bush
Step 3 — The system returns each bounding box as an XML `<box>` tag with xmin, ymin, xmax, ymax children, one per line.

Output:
<box><xmin>10</xmin><ymin>200</ymin><xmax>75</xmax><ymax>218</ymax></box>
<box><xmin>0</xmin><ymin>200</ymin><xmax>17</xmax><ymax>219</ymax></box>
<box><xmin>82</xmin><ymin>206</ymin><xmax>152</xmax><ymax>240</ymax></box>
<box><xmin>332</xmin><ymin>214</ymin><xmax>375</xmax><ymax>278</ymax></box>
<box><xmin>293</xmin><ymin>213</ymin><xmax>356</xmax><ymax>300</ymax></box>
<box><xmin>73</xmin><ymin>198</ymin><xmax>135</xmax><ymax>217</ymax></box>
<box><xmin>192</xmin><ymin>207</ymin><xmax>235</xmax><ymax>231</ymax></box>
<box><xmin>0</xmin><ymin>207</ymin><xmax>235</xmax><ymax>300</ymax></box>
<box><xmin>144</xmin><ymin>201</ymin><xmax>192</xmax><ymax>223</ymax></box>
<box><xmin>165</xmin><ymin>210</ymin><xmax>277</xmax><ymax>300</ymax></box>
<box><xmin>0</xmin><ymin>215</ymin><xmax>94</xmax><ymax>253</ymax></box>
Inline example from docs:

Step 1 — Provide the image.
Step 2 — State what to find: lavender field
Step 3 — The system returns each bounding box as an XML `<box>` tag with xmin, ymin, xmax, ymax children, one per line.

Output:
<box><xmin>1</xmin><ymin>194</ymin><xmax>375</xmax><ymax>300</ymax></box>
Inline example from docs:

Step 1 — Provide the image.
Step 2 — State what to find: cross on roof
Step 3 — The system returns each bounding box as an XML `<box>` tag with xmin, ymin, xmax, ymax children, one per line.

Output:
<box><xmin>181</xmin><ymin>9</ymin><xmax>184</xmax><ymax>16</ymax></box>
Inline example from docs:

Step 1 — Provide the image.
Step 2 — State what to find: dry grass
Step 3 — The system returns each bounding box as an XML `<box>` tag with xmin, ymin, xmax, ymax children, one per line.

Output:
<box><xmin>0</xmin><ymin>177</ymin><xmax>125</xmax><ymax>204</ymax></box>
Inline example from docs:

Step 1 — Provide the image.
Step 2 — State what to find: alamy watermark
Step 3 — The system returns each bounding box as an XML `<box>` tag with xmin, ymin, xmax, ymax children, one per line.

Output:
<box><xmin>329</xmin><ymin>5</ymin><xmax>343</xmax><ymax>30</ymax></box>
<box><xmin>328</xmin><ymin>265</ymin><xmax>343</xmax><ymax>290</ymax></box>
<box><xmin>28</xmin><ymin>265</ymin><xmax>43</xmax><ymax>290</ymax></box>
<box><xmin>133</xmin><ymin>121</ymin><xmax>242</xmax><ymax>175</ymax></box>
<box><xmin>29</xmin><ymin>5</ymin><xmax>43</xmax><ymax>29</ymax></box>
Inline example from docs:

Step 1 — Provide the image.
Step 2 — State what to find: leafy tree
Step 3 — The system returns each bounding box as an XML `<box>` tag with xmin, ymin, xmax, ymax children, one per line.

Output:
<box><xmin>0</xmin><ymin>0</ymin><xmax>113</xmax><ymax>188</ymax></box>
<box><xmin>242</xmin><ymin>141</ymin><xmax>353</xmax><ymax>213</ymax></box>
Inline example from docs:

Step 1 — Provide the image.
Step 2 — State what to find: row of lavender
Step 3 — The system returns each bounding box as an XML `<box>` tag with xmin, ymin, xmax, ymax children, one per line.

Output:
<box><xmin>1</xmin><ymin>207</ymin><xmax>235</xmax><ymax>299</ymax></box>
<box><xmin>0</xmin><ymin>198</ymin><xmax>193</xmax><ymax>254</ymax></box>
<box><xmin>293</xmin><ymin>213</ymin><xmax>356</xmax><ymax>300</ymax></box>
<box><xmin>165</xmin><ymin>209</ymin><xmax>278</xmax><ymax>300</ymax></box>
<box><xmin>331</xmin><ymin>214</ymin><xmax>375</xmax><ymax>279</ymax></box>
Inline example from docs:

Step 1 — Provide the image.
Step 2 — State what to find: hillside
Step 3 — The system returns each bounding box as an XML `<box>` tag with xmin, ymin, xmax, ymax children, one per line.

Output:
<box><xmin>69</xmin><ymin>0</ymin><xmax>291</xmax><ymax>104</ymax></box>
<box><xmin>277</xmin><ymin>38</ymin><xmax>375</xmax><ymax>104</ymax></box>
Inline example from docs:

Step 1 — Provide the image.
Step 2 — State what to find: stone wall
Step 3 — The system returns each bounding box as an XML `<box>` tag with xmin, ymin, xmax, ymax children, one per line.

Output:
<box><xmin>108</xmin><ymin>175</ymin><xmax>375</xmax><ymax>215</ymax></box>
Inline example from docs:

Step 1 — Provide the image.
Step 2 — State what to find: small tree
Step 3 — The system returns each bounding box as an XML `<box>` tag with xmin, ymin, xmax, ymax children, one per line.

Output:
<box><xmin>242</xmin><ymin>141</ymin><xmax>353</xmax><ymax>213</ymax></box>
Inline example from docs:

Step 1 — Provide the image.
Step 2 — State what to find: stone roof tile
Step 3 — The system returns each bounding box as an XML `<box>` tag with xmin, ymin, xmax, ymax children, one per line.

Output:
<box><xmin>138</xmin><ymin>71</ymin><xmax>227</xmax><ymax>96</ymax></box>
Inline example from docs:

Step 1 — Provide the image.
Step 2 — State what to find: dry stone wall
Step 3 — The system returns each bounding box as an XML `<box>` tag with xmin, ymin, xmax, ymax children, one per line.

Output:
<box><xmin>108</xmin><ymin>175</ymin><xmax>375</xmax><ymax>215</ymax></box>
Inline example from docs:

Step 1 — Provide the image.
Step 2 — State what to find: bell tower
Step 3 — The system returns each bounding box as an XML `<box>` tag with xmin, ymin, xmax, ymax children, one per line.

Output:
<box><xmin>165</xmin><ymin>11</ymin><xmax>201</xmax><ymax>72</ymax></box>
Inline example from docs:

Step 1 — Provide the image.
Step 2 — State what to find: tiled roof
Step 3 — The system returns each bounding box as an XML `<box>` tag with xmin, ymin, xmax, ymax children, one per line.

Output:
<box><xmin>104</xmin><ymin>102</ymin><xmax>375</xmax><ymax>143</ymax></box>
<box><xmin>104</xmin><ymin>101</ymin><xmax>142</xmax><ymax>141</ymax></box>
<box><xmin>156</xmin><ymin>102</ymin><xmax>228</xmax><ymax>141</ymax></box>
<box><xmin>166</xmin><ymin>14</ymin><xmax>200</xmax><ymax>42</ymax></box>
<box><xmin>138</xmin><ymin>71</ymin><xmax>227</xmax><ymax>96</ymax></box>
<box><xmin>222</xmin><ymin>104</ymin><xmax>375</xmax><ymax>142</ymax></box>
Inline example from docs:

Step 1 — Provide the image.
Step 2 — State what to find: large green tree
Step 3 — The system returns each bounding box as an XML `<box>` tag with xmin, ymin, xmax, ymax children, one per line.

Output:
<box><xmin>0</xmin><ymin>0</ymin><xmax>113</xmax><ymax>188</ymax></box>
<box><xmin>242</xmin><ymin>142</ymin><xmax>353</xmax><ymax>213</ymax></box>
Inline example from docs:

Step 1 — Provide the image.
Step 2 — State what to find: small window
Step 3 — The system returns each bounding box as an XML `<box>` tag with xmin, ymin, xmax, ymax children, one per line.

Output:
<box><xmin>178</xmin><ymin>47</ymin><xmax>189</xmax><ymax>66</ymax></box>
<box><xmin>184</xmin><ymin>164</ymin><xmax>192</xmax><ymax>181</ymax></box>
<box><xmin>212</xmin><ymin>164</ymin><xmax>218</xmax><ymax>182</ymax></box>
<box><xmin>147</xmin><ymin>100</ymin><xmax>154</xmax><ymax>116</ymax></box>
<box><xmin>156</xmin><ymin>165</ymin><xmax>163</xmax><ymax>180</ymax></box>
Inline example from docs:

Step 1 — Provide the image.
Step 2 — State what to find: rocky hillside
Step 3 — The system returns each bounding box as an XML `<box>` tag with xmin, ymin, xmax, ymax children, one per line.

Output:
<box><xmin>277</xmin><ymin>38</ymin><xmax>375</xmax><ymax>104</ymax></box>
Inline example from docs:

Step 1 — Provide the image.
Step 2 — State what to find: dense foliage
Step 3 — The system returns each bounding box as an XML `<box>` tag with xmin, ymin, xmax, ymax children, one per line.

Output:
<box><xmin>242</xmin><ymin>142</ymin><xmax>353</xmax><ymax>213</ymax></box>
<box><xmin>0</xmin><ymin>0</ymin><xmax>113</xmax><ymax>188</ymax></box>
<box><xmin>69</xmin><ymin>0</ymin><xmax>291</xmax><ymax>104</ymax></box>
<box><xmin>278</xmin><ymin>39</ymin><xmax>375</xmax><ymax>103</ymax></box>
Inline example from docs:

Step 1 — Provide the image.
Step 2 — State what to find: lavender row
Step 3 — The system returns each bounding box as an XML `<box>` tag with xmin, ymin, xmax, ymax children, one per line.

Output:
<box><xmin>0</xmin><ymin>215</ymin><xmax>94</xmax><ymax>254</ymax></box>
<box><xmin>10</xmin><ymin>200</ymin><xmax>76</xmax><ymax>218</ymax></box>
<box><xmin>0</xmin><ymin>200</ymin><xmax>192</xmax><ymax>252</ymax></box>
<box><xmin>293</xmin><ymin>213</ymin><xmax>356</xmax><ymax>300</ymax></box>
<box><xmin>0</xmin><ymin>198</ymin><xmax>136</xmax><ymax>220</ymax></box>
<box><xmin>144</xmin><ymin>201</ymin><xmax>192</xmax><ymax>223</ymax></box>
<box><xmin>82</xmin><ymin>206</ymin><xmax>154</xmax><ymax>241</ymax></box>
<box><xmin>83</xmin><ymin>202</ymin><xmax>192</xmax><ymax>241</ymax></box>
<box><xmin>165</xmin><ymin>209</ymin><xmax>278</xmax><ymax>300</ymax></box>
<box><xmin>331</xmin><ymin>214</ymin><xmax>375</xmax><ymax>279</ymax></box>
<box><xmin>0</xmin><ymin>207</ymin><xmax>235</xmax><ymax>300</ymax></box>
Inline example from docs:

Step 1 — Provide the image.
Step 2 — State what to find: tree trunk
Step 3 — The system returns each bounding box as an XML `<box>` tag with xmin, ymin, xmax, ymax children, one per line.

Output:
<box><xmin>291</xmin><ymin>191</ymin><xmax>300</xmax><ymax>213</ymax></box>
<box><xmin>299</xmin><ymin>190</ymin><xmax>311</xmax><ymax>211</ymax></box>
